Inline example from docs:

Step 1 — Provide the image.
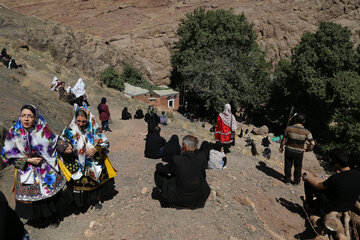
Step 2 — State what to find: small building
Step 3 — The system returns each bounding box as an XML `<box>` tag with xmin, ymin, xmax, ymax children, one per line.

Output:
<box><xmin>123</xmin><ymin>83</ymin><xmax>150</xmax><ymax>103</ymax></box>
<box><xmin>152</xmin><ymin>89</ymin><xmax>179</xmax><ymax>110</ymax></box>
<box><xmin>123</xmin><ymin>83</ymin><xmax>179</xmax><ymax>110</ymax></box>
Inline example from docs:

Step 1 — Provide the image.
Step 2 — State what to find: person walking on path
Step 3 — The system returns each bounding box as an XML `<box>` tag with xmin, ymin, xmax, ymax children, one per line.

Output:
<box><xmin>279</xmin><ymin>113</ymin><xmax>315</xmax><ymax>185</ymax></box>
<box><xmin>98</xmin><ymin>97</ymin><xmax>111</xmax><ymax>132</ymax></box>
<box><xmin>215</xmin><ymin>103</ymin><xmax>237</xmax><ymax>153</ymax></box>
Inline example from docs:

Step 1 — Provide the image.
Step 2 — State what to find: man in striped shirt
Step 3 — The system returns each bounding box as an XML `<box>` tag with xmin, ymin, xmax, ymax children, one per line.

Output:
<box><xmin>279</xmin><ymin>113</ymin><xmax>315</xmax><ymax>185</ymax></box>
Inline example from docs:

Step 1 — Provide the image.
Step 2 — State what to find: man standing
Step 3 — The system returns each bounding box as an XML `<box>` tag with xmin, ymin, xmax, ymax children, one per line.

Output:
<box><xmin>145</xmin><ymin>105</ymin><xmax>160</xmax><ymax>133</ymax></box>
<box><xmin>279</xmin><ymin>113</ymin><xmax>315</xmax><ymax>185</ymax></box>
<box><xmin>154</xmin><ymin>135</ymin><xmax>210</xmax><ymax>209</ymax></box>
<box><xmin>302</xmin><ymin>153</ymin><xmax>360</xmax><ymax>213</ymax></box>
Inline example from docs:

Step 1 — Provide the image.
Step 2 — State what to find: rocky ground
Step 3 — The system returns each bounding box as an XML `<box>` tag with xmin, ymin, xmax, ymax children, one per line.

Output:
<box><xmin>0</xmin><ymin>0</ymin><xmax>359</xmax><ymax>84</ymax></box>
<box><xmin>0</xmin><ymin>41</ymin><xmax>329</xmax><ymax>239</ymax></box>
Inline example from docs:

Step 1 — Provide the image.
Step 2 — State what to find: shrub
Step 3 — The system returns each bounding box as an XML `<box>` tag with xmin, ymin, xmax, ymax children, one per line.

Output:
<box><xmin>121</xmin><ymin>64</ymin><xmax>162</xmax><ymax>94</ymax></box>
<box><xmin>48</xmin><ymin>44</ymin><xmax>57</xmax><ymax>58</ymax></box>
<box><xmin>100</xmin><ymin>67</ymin><xmax>124</xmax><ymax>91</ymax></box>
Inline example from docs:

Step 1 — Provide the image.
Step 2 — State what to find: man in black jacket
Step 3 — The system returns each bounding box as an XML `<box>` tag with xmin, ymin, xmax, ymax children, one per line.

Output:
<box><xmin>144</xmin><ymin>105</ymin><xmax>160</xmax><ymax>133</ymax></box>
<box><xmin>154</xmin><ymin>135</ymin><xmax>210</xmax><ymax>209</ymax></box>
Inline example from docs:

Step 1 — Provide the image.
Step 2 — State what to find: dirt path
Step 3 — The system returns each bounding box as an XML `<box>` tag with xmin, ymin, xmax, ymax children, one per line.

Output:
<box><xmin>0</xmin><ymin>102</ymin><xmax>322</xmax><ymax>239</ymax></box>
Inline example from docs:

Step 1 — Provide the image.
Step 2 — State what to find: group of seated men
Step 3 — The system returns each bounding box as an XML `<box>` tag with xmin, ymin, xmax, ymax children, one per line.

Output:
<box><xmin>143</xmin><ymin>106</ymin><xmax>224</xmax><ymax>209</ymax></box>
<box><xmin>122</xmin><ymin>106</ymin><xmax>168</xmax><ymax>126</ymax></box>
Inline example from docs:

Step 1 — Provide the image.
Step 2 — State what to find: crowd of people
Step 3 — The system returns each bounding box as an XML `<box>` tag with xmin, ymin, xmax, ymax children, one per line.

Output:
<box><xmin>1</xmin><ymin>87</ymin><xmax>360</xmax><ymax>239</ymax></box>
<box><xmin>50</xmin><ymin>77</ymin><xmax>90</xmax><ymax>111</ymax></box>
<box><xmin>143</xmin><ymin>103</ymin><xmax>237</xmax><ymax>208</ymax></box>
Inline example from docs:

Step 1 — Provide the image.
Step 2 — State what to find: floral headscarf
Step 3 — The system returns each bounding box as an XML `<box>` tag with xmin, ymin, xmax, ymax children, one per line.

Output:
<box><xmin>219</xmin><ymin>104</ymin><xmax>237</xmax><ymax>131</ymax></box>
<box><xmin>61</xmin><ymin>106</ymin><xmax>109</xmax><ymax>181</ymax></box>
<box><xmin>1</xmin><ymin>105</ymin><xmax>64</xmax><ymax>200</ymax></box>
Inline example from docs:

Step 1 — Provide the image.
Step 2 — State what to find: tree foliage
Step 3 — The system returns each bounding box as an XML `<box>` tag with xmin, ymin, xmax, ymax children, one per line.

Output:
<box><xmin>121</xmin><ymin>64</ymin><xmax>159</xmax><ymax>93</ymax></box>
<box><xmin>100</xmin><ymin>66</ymin><xmax>124</xmax><ymax>91</ymax></box>
<box><xmin>171</xmin><ymin>8</ymin><xmax>271</xmax><ymax>118</ymax></box>
<box><xmin>100</xmin><ymin>64</ymin><xmax>159</xmax><ymax>93</ymax></box>
<box><xmin>271</xmin><ymin>22</ymin><xmax>360</xmax><ymax>162</ymax></box>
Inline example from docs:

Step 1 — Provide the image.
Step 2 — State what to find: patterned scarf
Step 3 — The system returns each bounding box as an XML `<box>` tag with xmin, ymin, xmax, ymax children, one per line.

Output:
<box><xmin>1</xmin><ymin>105</ymin><xmax>64</xmax><ymax>199</ymax></box>
<box><xmin>219</xmin><ymin>104</ymin><xmax>238</xmax><ymax>131</ymax></box>
<box><xmin>61</xmin><ymin>106</ymin><xmax>109</xmax><ymax>181</ymax></box>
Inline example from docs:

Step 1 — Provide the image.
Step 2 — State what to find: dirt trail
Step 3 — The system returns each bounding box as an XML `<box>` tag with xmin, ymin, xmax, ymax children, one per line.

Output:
<box><xmin>1</xmin><ymin>104</ymin><xmax>322</xmax><ymax>240</ymax></box>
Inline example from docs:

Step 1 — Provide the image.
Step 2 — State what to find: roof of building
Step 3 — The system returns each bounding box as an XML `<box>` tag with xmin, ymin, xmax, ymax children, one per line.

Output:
<box><xmin>124</xmin><ymin>83</ymin><xmax>149</xmax><ymax>97</ymax></box>
<box><xmin>153</xmin><ymin>89</ymin><xmax>179</xmax><ymax>97</ymax></box>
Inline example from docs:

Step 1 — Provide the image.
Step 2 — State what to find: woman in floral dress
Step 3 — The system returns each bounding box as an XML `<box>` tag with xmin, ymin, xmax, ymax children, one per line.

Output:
<box><xmin>1</xmin><ymin>105</ymin><xmax>67</xmax><ymax>227</ymax></box>
<box><xmin>58</xmin><ymin>106</ymin><xmax>116</xmax><ymax>210</ymax></box>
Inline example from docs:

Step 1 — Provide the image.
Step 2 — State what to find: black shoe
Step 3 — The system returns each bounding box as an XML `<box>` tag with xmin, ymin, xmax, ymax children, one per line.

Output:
<box><xmin>284</xmin><ymin>180</ymin><xmax>291</xmax><ymax>185</ymax></box>
<box><xmin>50</xmin><ymin>219</ymin><xmax>60</xmax><ymax>229</ymax></box>
<box><xmin>107</xmin><ymin>129</ymin><xmax>112</xmax><ymax>132</ymax></box>
<box><xmin>94</xmin><ymin>202</ymin><xmax>102</xmax><ymax>211</ymax></box>
<box><xmin>293</xmin><ymin>181</ymin><xmax>301</xmax><ymax>186</ymax></box>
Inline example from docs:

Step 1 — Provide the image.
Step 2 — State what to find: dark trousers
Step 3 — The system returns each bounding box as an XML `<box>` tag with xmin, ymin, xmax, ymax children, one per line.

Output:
<box><xmin>101</xmin><ymin>121</ymin><xmax>109</xmax><ymax>131</ymax></box>
<box><xmin>154</xmin><ymin>171</ymin><xmax>176</xmax><ymax>206</ymax></box>
<box><xmin>304</xmin><ymin>181</ymin><xmax>335</xmax><ymax>214</ymax></box>
<box><xmin>284</xmin><ymin>148</ymin><xmax>304</xmax><ymax>183</ymax></box>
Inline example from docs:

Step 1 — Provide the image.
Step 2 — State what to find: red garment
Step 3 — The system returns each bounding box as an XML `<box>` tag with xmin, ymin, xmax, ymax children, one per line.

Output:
<box><xmin>215</xmin><ymin>115</ymin><xmax>232</xmax><ymax>144</ymax></box>
<box><xmin>99</xmin><ymin>104</ymin><xmax>110</xmax><ymax>122</ymax></box>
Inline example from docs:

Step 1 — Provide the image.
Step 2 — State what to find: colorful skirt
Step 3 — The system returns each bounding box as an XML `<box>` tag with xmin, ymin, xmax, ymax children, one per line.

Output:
<box><xmin>60</xmin><ymin>157</ymin><xmax>117</xmax><ymax>208</ymax></box>
<box><xmin>14</xmin><ymin>170</ymin><xmax>70</xmax><ymax>220</ymax></box>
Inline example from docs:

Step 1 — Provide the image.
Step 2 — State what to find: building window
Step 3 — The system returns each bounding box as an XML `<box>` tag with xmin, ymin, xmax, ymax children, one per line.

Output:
<box><xmin>168</xmin><ymin>99</ymin><xmax>174</xmax><ymax>108</ymax></box>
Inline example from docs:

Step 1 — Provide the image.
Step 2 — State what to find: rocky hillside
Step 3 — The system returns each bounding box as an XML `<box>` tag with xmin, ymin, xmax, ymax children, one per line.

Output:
<box><xmin>1</xmin><ymin>0</ymin><xmax>359</xmax><ymax>85</ymax></box>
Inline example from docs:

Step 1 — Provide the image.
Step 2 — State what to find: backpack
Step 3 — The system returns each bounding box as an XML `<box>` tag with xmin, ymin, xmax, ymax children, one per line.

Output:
<box><xmin>208</xmin><ymin>149</ymin><xmax>225</xmax><ymax>170</ymax></box>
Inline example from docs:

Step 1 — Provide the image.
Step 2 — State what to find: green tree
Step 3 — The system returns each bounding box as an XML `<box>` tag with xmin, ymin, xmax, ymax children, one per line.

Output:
<box><xmin>171</xmin><ymin>8</ymin><xmax>271</xmax><ymax>118</ymax></box>
<box><xmin>121</xmin><ymin>64</ymin><xmax>154</xmax><ymax>91</ymax></box>
<box><xmin>100</xmin><ymin>67</ymin><xmax>124</xmax><ymax>91</ymax></box>
<box><xmin>271</xmin><ymin>22</ymin><xmax>360</xmax><ymax>161</ymax></box>
<box><xmin>265</xmin><ymin>59</ymin><xmax>293</xmax><ymax>133</ymax></box>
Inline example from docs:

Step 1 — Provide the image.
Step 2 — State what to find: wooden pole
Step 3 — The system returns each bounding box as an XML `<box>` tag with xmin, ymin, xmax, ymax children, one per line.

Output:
<box><xmin>286</xmin><ymin>106</ymin><xmax>295</xmax><ymax>127</ymax></box>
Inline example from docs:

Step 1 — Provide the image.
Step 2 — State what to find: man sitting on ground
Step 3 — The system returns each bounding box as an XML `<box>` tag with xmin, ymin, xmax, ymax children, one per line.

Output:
<box><xmin>302</xmin><ymin>152</ymin><xmax>360</xmax><ymax>214</ymax></box>
<box><xmin>154</xmin><ymin>135</ymin><xmax>210</xmax><ymax>209</ymax></box>
<box><xmin>160</xmin><ymin>111</ymin><xmax>168</xmax><ymax>125</ymax></box>
<box><xmin>144</xmin><ymin>126</ymin><xmax>166</xmax><ymax>159</ymax></box>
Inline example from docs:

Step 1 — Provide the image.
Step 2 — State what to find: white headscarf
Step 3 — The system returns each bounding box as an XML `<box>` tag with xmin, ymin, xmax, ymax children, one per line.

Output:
<box><xmin>72</xmin><ymin>78</ymin><xmax>87</xmax><ymax>98</ymax></box>
<box><xmin>219</xmin><ymin>104</ymin><xmax>237</xmax><ymax>131</ymax></box>
<box><xmin>50</xmin><ymin>76</ymin><xmax>59</xmax><ymax>91</ymax></box>
<box><xmin>66</xmin><ymin>86</ymin><xmax>71</xmax><ymax>93</ymax></box>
